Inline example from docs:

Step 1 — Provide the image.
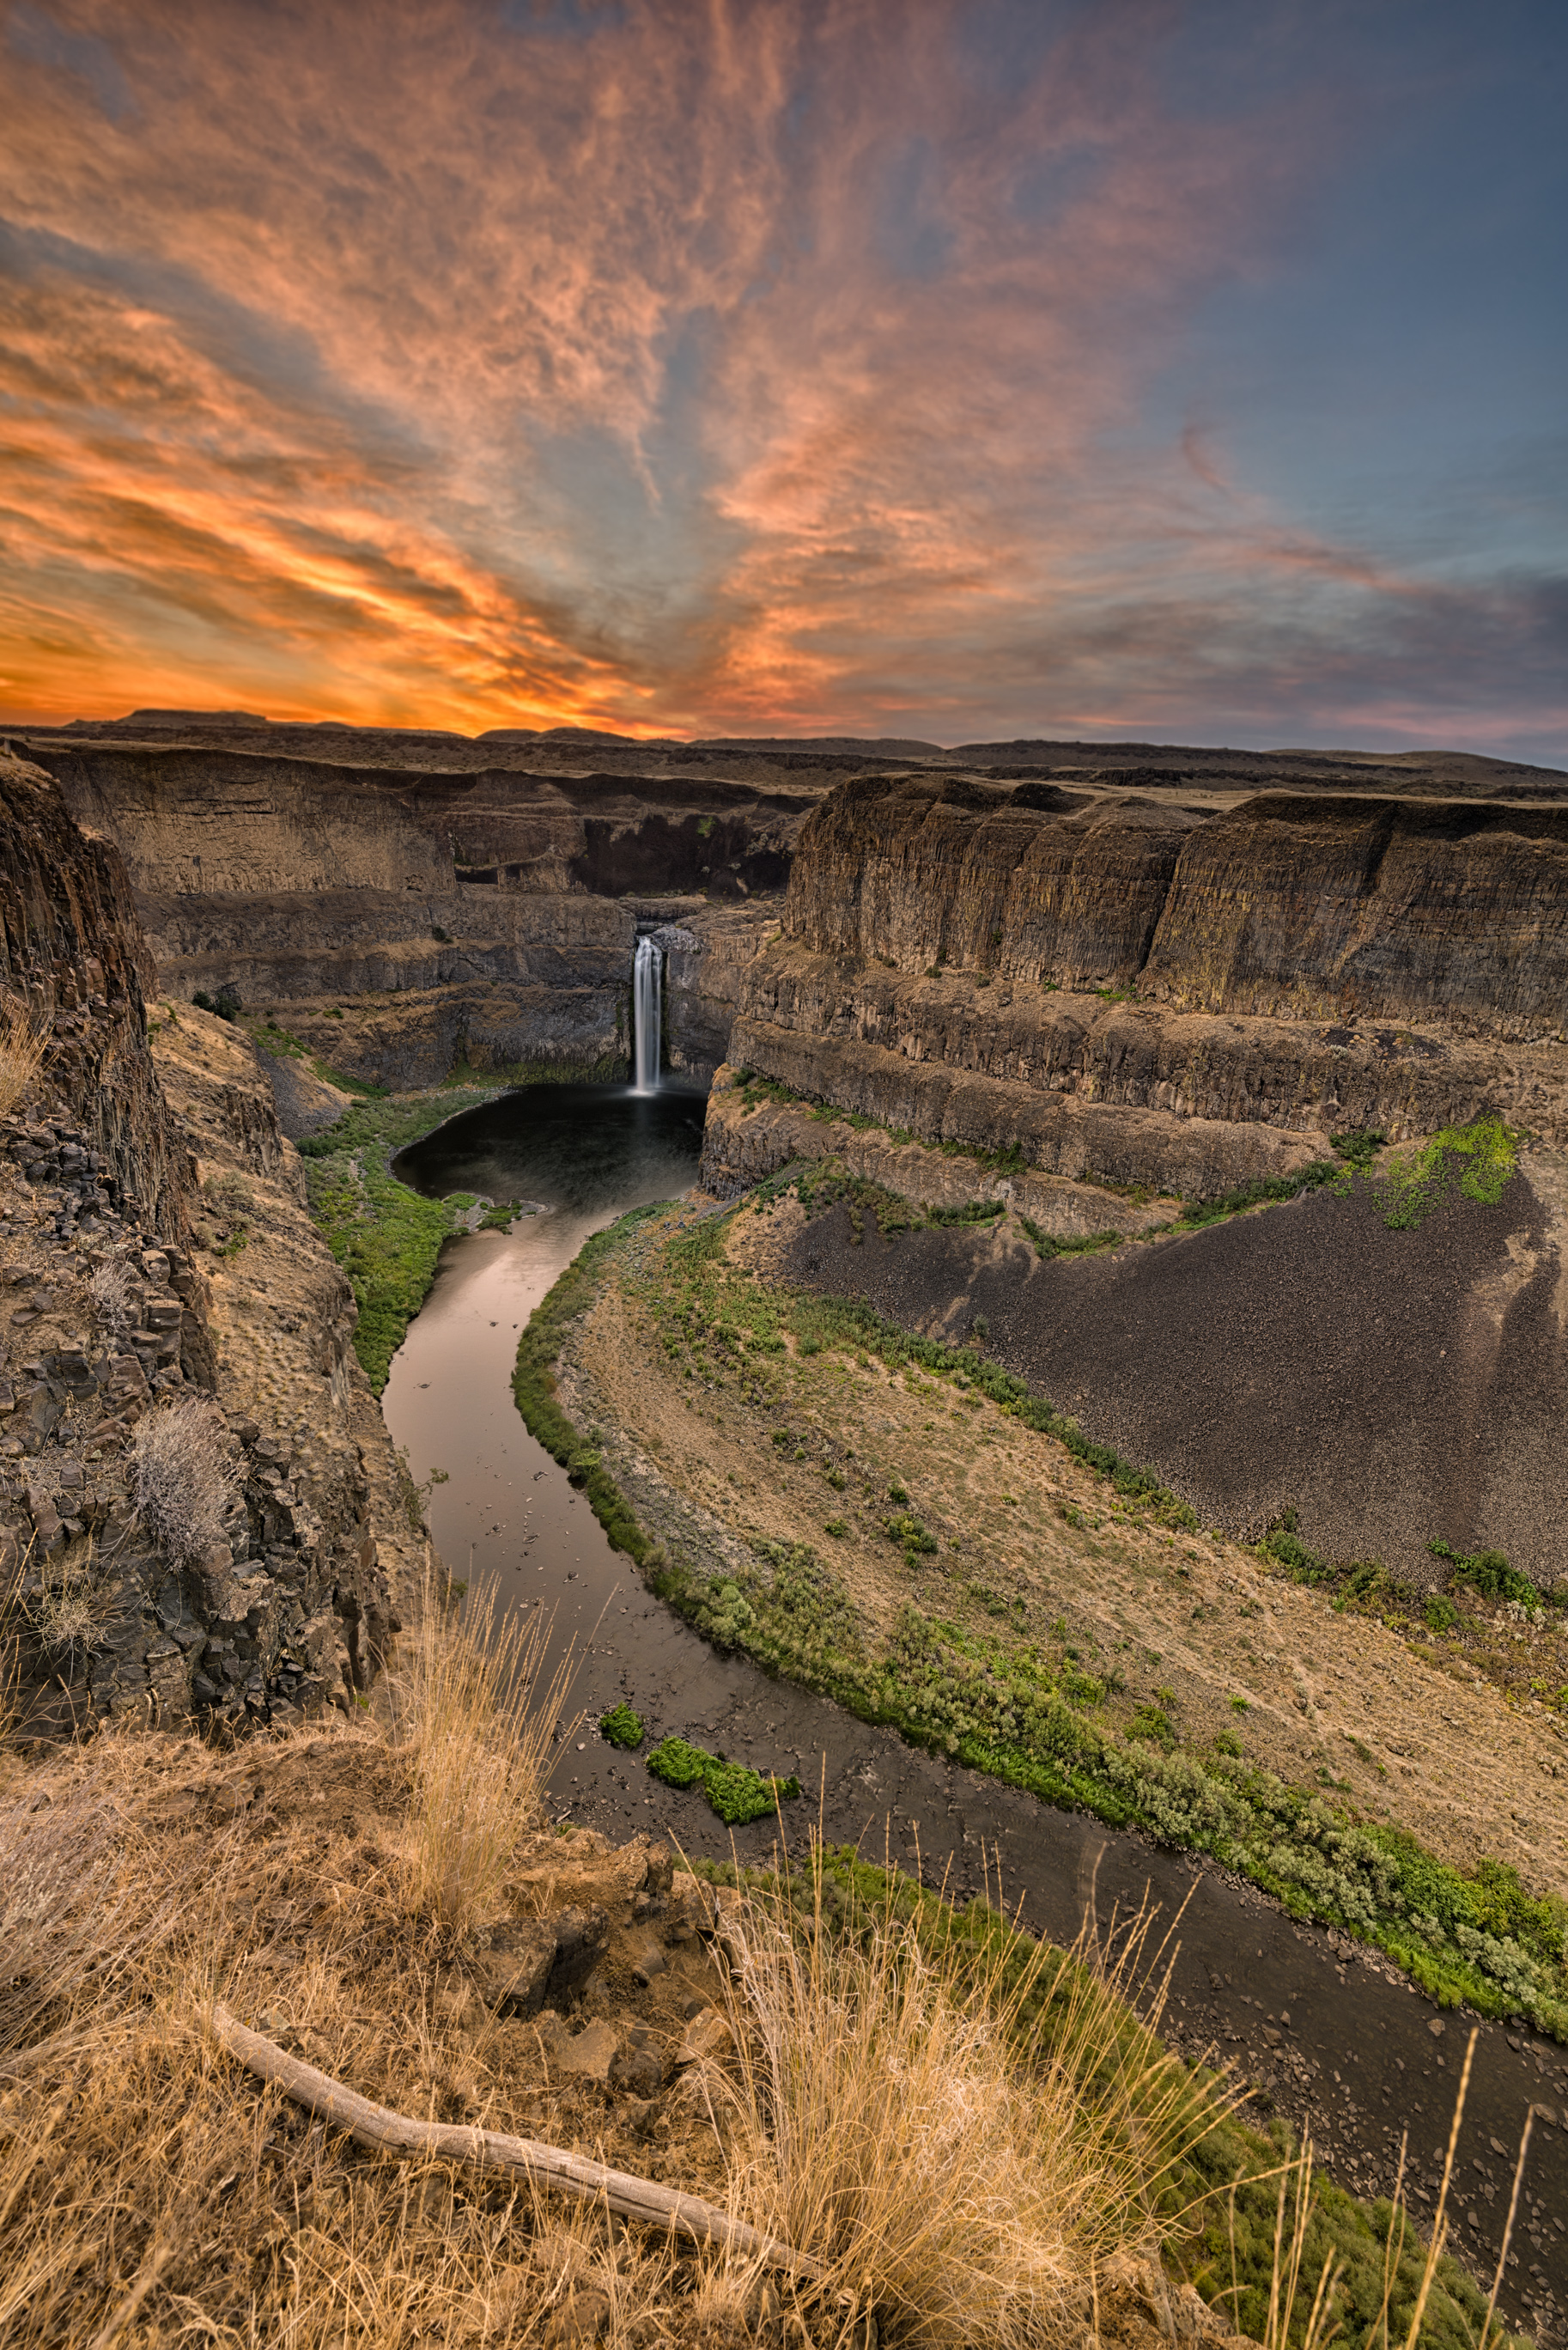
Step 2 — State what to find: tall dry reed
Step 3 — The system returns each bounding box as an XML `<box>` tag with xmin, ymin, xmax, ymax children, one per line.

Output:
<box><xmin>392</xmin><ymin>1573</ymin><xmax>578</xmax><ymax>1933</ymax></box>
<box><xmin>0</xmin><ymin>997</ymin><xmax>44</xmax><ymax>1123</ymax></box>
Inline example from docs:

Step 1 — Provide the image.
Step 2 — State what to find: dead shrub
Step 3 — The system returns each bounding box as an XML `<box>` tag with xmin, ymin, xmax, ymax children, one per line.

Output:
<box><xmin>130</xmin><ymin>1395</ymin><xmax>242</xmax><ymax>1568</ymax></box>
<box><xmin>88</xmin><ymin>1255</ymin><xmax>139</xmax><ymax>1340</ymax></box>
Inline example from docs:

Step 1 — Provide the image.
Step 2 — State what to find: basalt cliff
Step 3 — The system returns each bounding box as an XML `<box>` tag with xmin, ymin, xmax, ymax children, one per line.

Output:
<box><xmin>0</xmin><ymin>748</ymin><xmax>422</xmax><ymax>1735</ymax></box>
<box><xmin>15</xmin><ymin>713</ymin><xmax>1567</xmax><ymax>1110</ymax></box>
<box><xmin>703</xmin><ymin>771</ymin><xmax>1568</xmax><ymax>1206</ymax></box>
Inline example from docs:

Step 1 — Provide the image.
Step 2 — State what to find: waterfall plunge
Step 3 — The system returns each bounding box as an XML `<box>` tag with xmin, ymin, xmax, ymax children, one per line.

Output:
<box><xmin>632</xmin><ymin>935</ymin><xmax>663</xmax><ymax>1093</ymax></box>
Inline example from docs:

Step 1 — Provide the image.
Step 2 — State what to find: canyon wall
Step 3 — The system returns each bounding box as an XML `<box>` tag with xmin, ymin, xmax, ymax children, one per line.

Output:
<box><xmin>21</xmin><ymin>732</ymin><xmax>810</xmax><ymax>1088</ymax></box>
<box><xmin>0</xmin><ymin>754</ymin><xmax>420</xmax><ymax>1733</ymax></box>
<box><xmin>784</xmin><ymin>774</ymin><xmax>1568</xmax><ymax>1038</ymax></box>
<box><xmin>0</xmin><ymin>750</ymin><xmax>198</xmax><ymax>1251</ymax></box>
<box><xmin>713</xmin><ymin>773</ymin><xmax>1568</xmax><ymax>1200</ymax></box>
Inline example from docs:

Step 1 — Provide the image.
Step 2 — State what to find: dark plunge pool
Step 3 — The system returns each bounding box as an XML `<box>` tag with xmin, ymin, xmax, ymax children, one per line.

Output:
<box><xmin>381</xmin><ymin>1082</ymin><xmax>706</xmax><ymax>1692</ymax></box>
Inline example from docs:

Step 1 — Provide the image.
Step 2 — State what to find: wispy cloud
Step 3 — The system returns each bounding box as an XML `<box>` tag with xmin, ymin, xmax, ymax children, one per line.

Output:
<box><xmin>0</xmin><ymin>0</ymin><xmax>1559</xmax><ymax>762</ymax></box>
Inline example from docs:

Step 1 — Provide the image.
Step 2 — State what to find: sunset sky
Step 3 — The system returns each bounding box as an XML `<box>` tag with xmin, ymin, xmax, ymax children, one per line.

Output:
<box><xmin>2</xmin><ymin>0</ymin><xmax>1564</xmax><ymax>759</ymax></box>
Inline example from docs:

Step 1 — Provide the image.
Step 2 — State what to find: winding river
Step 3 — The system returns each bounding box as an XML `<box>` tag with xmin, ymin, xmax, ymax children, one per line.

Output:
<box><xmin>380</xmin><ymin>1067</ymin><xmax>1567</xmax><ymax>2340</ymax></box>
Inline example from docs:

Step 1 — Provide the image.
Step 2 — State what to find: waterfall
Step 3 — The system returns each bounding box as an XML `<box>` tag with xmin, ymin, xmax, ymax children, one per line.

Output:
<box><xmin>632</xmin><ymin>935</ymin><xmax>662</xmax><ymax>1093</ymax></box>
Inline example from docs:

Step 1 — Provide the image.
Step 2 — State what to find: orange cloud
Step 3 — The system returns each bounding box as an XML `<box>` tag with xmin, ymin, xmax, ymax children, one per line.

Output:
<box><xmin>0</xmin><ymin>0</ymin><xmax>1558</xmax><ymax>761</ymax></box>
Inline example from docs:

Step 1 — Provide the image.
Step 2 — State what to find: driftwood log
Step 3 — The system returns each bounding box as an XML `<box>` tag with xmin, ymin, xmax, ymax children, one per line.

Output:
<box><xmin>210</xmin><ymin>2005</ymin><xmax>824</xmax><ymax>2282</ymax></box>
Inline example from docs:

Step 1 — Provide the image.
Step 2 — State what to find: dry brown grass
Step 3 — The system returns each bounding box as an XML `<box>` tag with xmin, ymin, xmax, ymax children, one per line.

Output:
<box><xmin>389</xmin><ymin>1573</ymin><xmax>580</xmax><ymax>1935</ymax></box>
<box><xmin>712</xmin><ymin>1840</ymin><xmax>1226</xmax><ymax>2350</ymax></box>
<box><xmin>0</xmin><ymin>1723</ymin><xmax>709</xmax><ymax>2349</ymax></box>
<box><xmin>0</xmin><ymin>997</ymin><xmax>45</xmax><ymax>1123</ymax></box>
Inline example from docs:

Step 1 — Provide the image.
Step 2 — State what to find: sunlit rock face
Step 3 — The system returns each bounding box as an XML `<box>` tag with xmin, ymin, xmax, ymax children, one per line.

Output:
<box><xmin>1140</xmin><ymin>795</ymin><xmax>1568</xmax><ymax>1037</ymax></box>
<box><xmin>717</xmin><ymin>774</ymin><xmax>1568</xmax><ymax>1200</ymax></box>
<box><xmin>783</xmin><ymin>775</ymin><xmax>1568</xmax><ymax>1039</ymax></box>
<box><xmin>782</xmin><ymin>773</ymin><xmax>1199</xmax><ymax>990</ymax></box>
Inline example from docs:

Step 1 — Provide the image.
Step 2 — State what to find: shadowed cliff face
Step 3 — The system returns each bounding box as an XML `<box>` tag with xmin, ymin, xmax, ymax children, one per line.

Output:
<box><xmin>19</xmin><ymin>735</ymin><xmax>809</xmax><ymax>1087</ymax></box>
<box><xmin>0</xmin><ymin>751</ymin><xmax>198</xmax><ymax>1251</ymax></box>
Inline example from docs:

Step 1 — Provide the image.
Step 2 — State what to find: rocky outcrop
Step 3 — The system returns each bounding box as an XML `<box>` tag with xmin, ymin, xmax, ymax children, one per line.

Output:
<box><xmin>0</xmin><ymin>750</ymin><xmax>199</xmax><ymax>1249</ymax></box>
<box><xmin>1140</xmin><ymin>795</ymin><xmax>1568</xmax><ymax>1037</ymax></box>
<box><xmin>0</xmin><ymin>756</ymin><xmax>419</xmax><ymax>1735</ymax></box>
<box><xmin>659</xmin><ymin>902</ymin><xmax>778</xmax><ymax>1086</ymax></box>
<box><xmin>725</xmin><ymin>947</ymin><xmax>1568</xmax><ymax>1190</ymax></box>
<box><xmin>785</xmin><ymin>773</ymin><xmax>1200</xmax><ymax>989</ymax></box>
<box><xmin>711</xmin><ymin>776</ymin><xmax>1568</xmax><ymax>1197</ymax></box>
<box><xmin>699</xmin><ymin>1071</ymin><xmax>1177</xmax><ymax>1236</ymax></box>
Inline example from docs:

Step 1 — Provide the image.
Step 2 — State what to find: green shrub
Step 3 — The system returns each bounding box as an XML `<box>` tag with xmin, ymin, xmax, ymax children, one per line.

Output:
<box><xmin>1175</xmin><ymin>1164</ymin><xmax>1340</xmax><ymax>1227</ymax></box>
<box><xmin>645</xmin><ymin>1735</ymin><xmax>800</xmax><ymax>1824</ymax></box>
<box><xmin>1330</xmin><ymin>1127</ymin><xmax>1386</xmax><ymax>1169</ymax></box>
<box><xmin>599</xmin><ymin>1702</ymin><xmax>645</xmax><ymax>1750</ymax></box>
<box><xmin>1423</xmin><ymin>1592</ymin><xmax>1459</xmax><ymax>1634</ymax></box>
<box><xmin>1430</xmin><ymin>1537</ymin><xmax>1541</xmax><ymax>1609</ymax></box>
<box><xmin>1018</xmin><ymin>1215</ymin><xmax>1125</xmax><ymax>1262</ymax></box>
<box><xmin>1376</xmin><ymin>1117</ymin><xmax>1519</xmax><ymax>1230</ymax></box>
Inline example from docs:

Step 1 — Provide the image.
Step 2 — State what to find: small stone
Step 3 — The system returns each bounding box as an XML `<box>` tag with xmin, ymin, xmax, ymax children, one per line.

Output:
<box><xmin>631</xmin><ymin>1943</ymin><xmax>666</xmax><ymax>1986</ymax></box>
<box><xmin>676</xmin><ymin>2006</ymin><xmax>735</xmax><ymax>2066</ymax></box>
<box><xmin>542</xmin><ymin>2018</ymin><xmax>619</xmax><ymax>2083</ymax></box>
<box><xmin>471</xmin><ymin>1920</ymin><xmax>556</xmax><ymax>2018</ymax></box>
<box><xmin>549</xmin><ymin>1904</ymin><xmax>610</xmax><ymax>1998</ymax></box>
<box><xmin>609</xmin><ymin>2030</ymin><xmax>665</xmax><ymax>2097</ymax></box>
<box><xmin>1428</xmin><ymin>2017</ymin><xmax>1446</xmax><ymax>2038</ymax></box>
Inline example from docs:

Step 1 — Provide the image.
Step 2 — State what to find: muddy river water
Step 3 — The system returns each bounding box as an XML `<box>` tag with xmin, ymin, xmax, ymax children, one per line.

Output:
<box><xmin>383</xmin><ymin>1083</ymin><xmax>1567</xmax><ymax>2338</ymax></box>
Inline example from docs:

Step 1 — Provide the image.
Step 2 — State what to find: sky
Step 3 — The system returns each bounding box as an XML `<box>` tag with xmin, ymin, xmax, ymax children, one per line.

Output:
<box><xmin>2</xmin><ymin>0</ymin><xmax>1565</xmax><ymax>761</ymax></box>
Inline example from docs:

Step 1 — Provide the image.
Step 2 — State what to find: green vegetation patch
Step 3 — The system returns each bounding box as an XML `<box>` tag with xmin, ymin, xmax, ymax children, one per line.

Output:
<box><xmin>598</xmin><ymin>1702</ymin><xmax>645</xmax><ymax>1750</ymax></box>
<box><xmin>1372</xmin><ymin>1115</ymin><xmax>1519</xmax><ymax>1229</ymax></box>
<box><xmin>511</xmin><ymin>1204</ymin><xmax>669</xmax><ymax>1566</ymax></box>
<box><xmin>1430</xmin><ymin>1537</ymin><xmax>1544</xmax><ymax>1610</ymax></box>
<box><xmin>1263</xmin><ymin>1515</ymin><xmax>1559</xmax><ymax>1621</ymax></box>
<box><xmin>644</xmin><ymin>1734</ymin><xmax>801</xmax><ymax>1824</ymax></box>
<box><xmin>1018</xmin><ymin>1215</ymin><xmax>1126</xmax><ymax>1261</ymax></box>
<box><xmin>298</xmin><ymin>1085</ymin><xmax>504</xmax><ymax>1391</ymax></box>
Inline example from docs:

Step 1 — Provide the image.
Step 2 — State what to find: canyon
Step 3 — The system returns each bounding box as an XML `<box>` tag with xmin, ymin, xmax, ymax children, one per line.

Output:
<box><xmin>4</xmin><ymin>717</ymin><xmax>1568</xmax><ymax>2341</ymax></box>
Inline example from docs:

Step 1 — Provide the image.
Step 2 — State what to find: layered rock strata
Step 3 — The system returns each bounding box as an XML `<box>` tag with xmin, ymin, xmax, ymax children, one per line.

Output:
<box><xmin>698</xmin><ymin>1072</ymin><xmax>1178</xmax><ymax>1237</ymax></box>
<box><xmin>722</xmin><ymin>775</ymin><xmax>1568</xmax><ymax>1196</ymax></box>
<box><xmin>784</xmin><ymin>774</ymin><xmax>1568</xmax><ymax>1040</ymax></box>
<box><xmin>0</xmin><ymin>756</ymin><xmax>418</xmax><ymax>1733</ymax></box>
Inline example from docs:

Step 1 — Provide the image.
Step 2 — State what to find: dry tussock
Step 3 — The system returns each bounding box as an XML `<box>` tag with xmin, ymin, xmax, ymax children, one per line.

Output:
<box><xmin>391</xmin><ymin>1573</ymin><xmax>579</xmax><ymax>1935</ymax></box>
<box><xmin>0</xmin><ymin>996</ymin><xmax>45</xmax><ymax>1123</ymax></box>
<box><xmin>714</xmin><ymin>1842</ymin><xmax>1224</xmax><ymax>2350</ymax></box>
<box><xmin>0</xmin><ymin>1722</ymin><xmax>702</xmax><ymax>2349</ymax></box>
<box><xmin>0</xmin><ymin>1604</ymin><xmax>1459</xmax><ymax>2350</ymax></box>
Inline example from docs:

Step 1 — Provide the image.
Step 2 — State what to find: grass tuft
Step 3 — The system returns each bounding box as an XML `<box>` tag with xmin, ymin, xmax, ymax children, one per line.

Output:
<box><xmin>391</xmin><ymin>1574</ymin><xmax>578</xmax><ymax>1934</ymax></box>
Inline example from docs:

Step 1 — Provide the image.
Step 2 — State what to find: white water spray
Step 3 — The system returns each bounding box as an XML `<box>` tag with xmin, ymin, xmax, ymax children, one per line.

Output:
<box><xmin>632</xmin><ymin>935</ymin><xmax>663</xmax><ymax>1093</ymax></box>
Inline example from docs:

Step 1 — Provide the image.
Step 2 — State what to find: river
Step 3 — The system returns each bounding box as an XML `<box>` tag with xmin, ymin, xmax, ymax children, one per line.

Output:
<box><xmin>380</xmin><ymin>1074</ymin><xmax>1567</xmax><ymax>2341</ymax></box>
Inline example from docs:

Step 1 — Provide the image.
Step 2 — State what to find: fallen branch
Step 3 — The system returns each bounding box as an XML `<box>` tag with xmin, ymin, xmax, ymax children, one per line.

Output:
<box><xmin>210</xmin><ymin>2005</ymin><xmax>824</xmax><ymax>2282</ymax></box>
